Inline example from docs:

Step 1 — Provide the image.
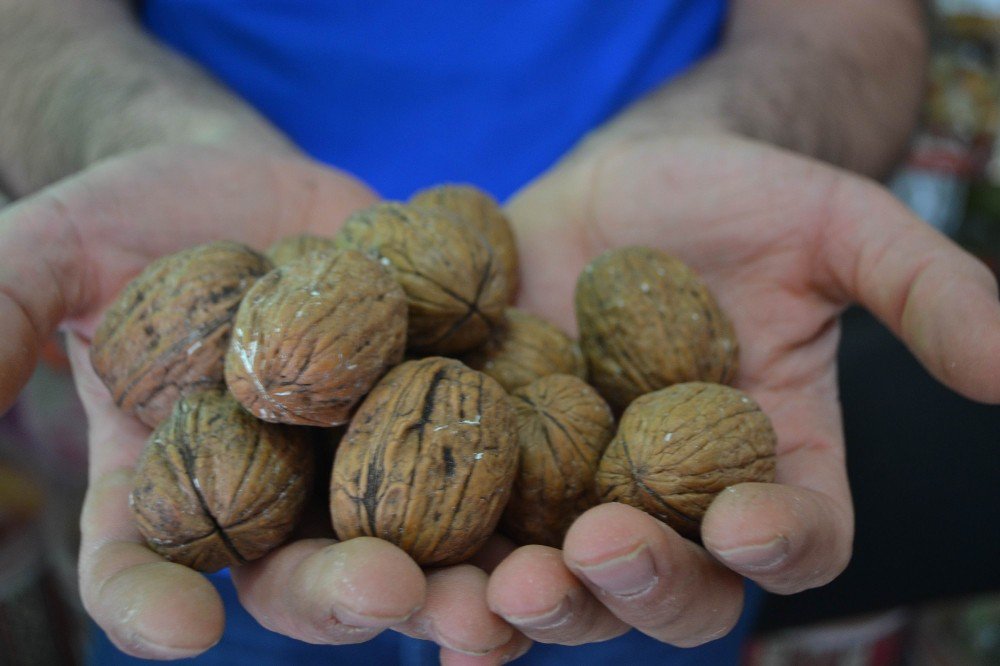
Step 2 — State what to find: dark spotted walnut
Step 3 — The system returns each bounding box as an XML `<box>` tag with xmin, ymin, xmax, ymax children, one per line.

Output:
<box><xmin>575</xmin><ymin>246</ymin><xmax>739</xmax><ymax>412</ymax></box>
<box><xmin>595</xmin><ymin>382</ymin><xmax>776</xmax><ymax>539</ymax></box>
<box><xmin>130</xmin><ymin>390</ymin><xmax>313</xmax><ymax>572</ymax></box>
<box><xmin>501</xmin><ymin>374</ymin><xmax>614</xmax><ymax>547</ymax></box>
<box><xmin>225</xmin><ymin>249</ymin><xmax>407</xmax><ymax>427</ymax></box>
<box><xmin>410</xmin><ymin>183</ymin><xmax>519</xmax><ymax>303</ymax></box>
<box><xmin>463</xmin><ymin>308</ymin><xmax>585</xmax><ymax>393</ymax></box>
<box><xmin>329</xmin><ymin>357</ymin><xmax>518</xmax><ymax>566</ymax></box>
<box><xmin>90</xmin><ymin>241</ymin><xmax>271</xmax><ymax>428</ymax></box>
<box><xmin>334</xmin><ymin>202</ymin><xmax>506</xmax><ymax>355</ymax></box>
<box><xmin>265</xmin><ymin>233</ymin><xmax>338</xmax><ymax>267</ymax></box>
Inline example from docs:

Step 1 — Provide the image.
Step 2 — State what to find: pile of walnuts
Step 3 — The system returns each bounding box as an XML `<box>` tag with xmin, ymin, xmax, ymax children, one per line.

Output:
<box><xmin>91</xmin><ymin>184</ymin><xmax>777</xmax><ymax>573</ymax></box>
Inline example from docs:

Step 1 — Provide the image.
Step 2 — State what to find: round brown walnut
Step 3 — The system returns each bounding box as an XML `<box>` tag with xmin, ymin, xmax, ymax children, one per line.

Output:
<box><xmin>334</xmin><ymin>202</ymin><xmax>506</xmax><ymax>355</ymax></box>
<box><xmin>462</xmin><ymin>308</ymin><xmax>585</xmax><ymax>393</ymax></box>
<box><xmin>265</xmin><ymin>233</ymin><xmax>338</xmax><ymax>267</ymax></box>
<box><xmin>595</xmin><ymin>382</ymin><xmax>776</xmax><ymax>539</ymax></box>
<box><xmin>90</xmin><ymin>241</ymin><xmax>271</xmax><ymax>428</ymax></box>
<box><xmin>130</xmin><ymin>390</ymin><xmax>313</xmax><ymax>572</ymax></box>
<box><xmin>575</xmin><ymin>246</ymin><xmax>738</xmax><ymax>412</ymax></box>
<box><xmin>502</xmin><ymin>374</ymin><xmax>614</xmax><ymax>547</ymax></box>
<box><xmin>225</xmin><ymin>249</ymin><xmax>407</xmax><ymax>427</ymax></box>
<box><xmin>330</xmin><ymin>357</ymin><xmax>518</xmax><ymax>566</ymax></box>
<box><xmin>410</xmin><ymin>183</ymin><xmax>519</xmax><ymax>303</ymax></box>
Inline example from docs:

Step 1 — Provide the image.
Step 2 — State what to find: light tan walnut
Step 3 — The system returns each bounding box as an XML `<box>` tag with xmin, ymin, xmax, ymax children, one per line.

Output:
<box><xmin>329</xmin><ymin>357</ymin><xmax>518</xmax><ymax>566</ymax></box>
<box><xmin>463</xmin><ymin>308</ymin><xmax>585</xmax><ymax>393</ymax></box>
<box><xmin>502</xmin><ymin>374</ymin><xmax>614</xmax><ymax>547</ymax></box>
<box><xmin>334</xmin><ymin>202</ymin><xmax>506</xmax><ymax>355</ymax></box>
<box><xmin>595</xmin><ymin>382</ymin><xmax>776</xmax><ymax>539</ymax></box>
<box><xmin>576</xmin><ymin>246</ymin><xmax>738</xmax><ymax>412</ymax></box>
<box><xmin>410</xmin><ymin>183</ymin><xmax>519</xmax><ymax>302</ymax></box>
<box><xmin>225</xmin><ymin>249</ymin><xmax>407</xmax><ymax>427</ymax></box>
<box><xmin>130</xmin><ymin>390</ymin><xmax>313</xmax><ymax>572</ymax></box>
<box><xmin>90</xmin><ymin>241</ymin><xmax>271</xmax><ymax>428</ymax></box>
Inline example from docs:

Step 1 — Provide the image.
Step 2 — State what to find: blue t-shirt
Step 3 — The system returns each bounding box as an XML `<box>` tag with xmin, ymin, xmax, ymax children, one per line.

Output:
<box><xmin>91</xmin><ymin>2</ymin><xmax>754</xmax><ymax>664</ymax></box>
<box><xmin>141</xmin><ymin>0</ymin><xmax>726</xmax><ymax>201</ymax></box>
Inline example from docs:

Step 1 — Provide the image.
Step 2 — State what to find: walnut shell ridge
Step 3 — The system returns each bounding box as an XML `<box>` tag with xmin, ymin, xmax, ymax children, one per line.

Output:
<box><xmin>463</xmin><ymin>308</ymin><xmax>586</xmax><ymax>393</ymax></box>
<box><xmin>265</xmin><ymin>233</ymin><xmax>338</xmax><ymax>267</ymax></box>
<box><xmin>334</xmin><ymin>202</ymin><xmax>507</xmax><ymax>355</ymax></box>
<box><xmin>575</xmin><ymin>246</ymin><xmax>738</xmax><ymax>412</ymax></box>
<box><xmin>330</xmin><ymin>357</ymin><xmax>518</xmax><ymax>566</ymax></box>
<box><xmin>225</xmin><ymin>249</ymin><xmax>407</xmax><ymax>427</ymax></box>
<box><xmin>502</xmin><ymin>374</ymin><xmax>615</xmax><ymax>547</ymax></box>
<box><xmin>90</xmin><ymin>241</ymin><xmax>271</xmax><ymax>428</ymax></box>
<box><xmin>410</xmin><ymin>183</ymin><xmax>519</xmax><ymax>303</ymax></box>
<box><xmin>130</xmin><ymin>390</ymin><xmax>313</xmax><ymax>572</ymax></box>
<box><xmin>595</xmin><ymin>382</ymin><xmax>776</xmax><ymax>539</ymax></box>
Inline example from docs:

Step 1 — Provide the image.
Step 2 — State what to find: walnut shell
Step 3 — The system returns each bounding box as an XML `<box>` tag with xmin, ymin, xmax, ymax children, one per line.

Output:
<box><xmin>330</xmin><ymin>357</ymin><xmax>518</xmax><ymax>566</ymax></box>
<box><xmin>462</xmin><ymin>308</ymin><xmax>585</xmax><ymax>393</ymax></box>
<box><xmin>225</xmin><ymin>249</ymin><xmax>407</xmax><ymax>426</ymax></box>
<box><xmin>265</xmin><ymin>233</ymin><xmax>338</xmax><ymax>267</ymax></box>
<box><xmin>130</xmin><ymin>390</ymin><xmax>313</xmax><ymax>572</ymax></box>
<box><xmin>502</xmin><ymin>374</ymin><xmax>614</xmax><ymax>547</ymax></box>
<box><xmin>575</xmin><ymin>246</ymin><xmax>738</xmax><ymax>412</ymax></box>
<box><xmin>410</xmin><ymin>183</ymin><xmax>519</xmax><ymax>302</ymax></box>
<box><xmin>595</xmin><ymin>382</ymin><xmax>776</xmax><ymax>539</ymax></box>
<box><xmin>334</xmin><ymin>202</ymin><xmax>506</xmax><ymax>355</ymax></box>
<box><xmin>90</xmin><ymin>241</ymin><xmax>271</xmax><ymax>428</ymax></box>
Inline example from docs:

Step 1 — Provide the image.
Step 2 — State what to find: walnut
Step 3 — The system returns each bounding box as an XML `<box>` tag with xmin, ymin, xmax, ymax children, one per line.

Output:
<box><xmin>501</xmin><ymin>374</ymin><xmax>614</xmax><ymax>547</ymax></box>
<box><xmin>334</xmin><ymin>202</ymin><xmax>506</xmax><ymax>355</ymax></box>
<box><xmin>90</xmin><ymin>241</ymin><xmax>271</xmax><ymax>428</ymax></box>
<box><xmin>225</xmin><ymin>249</ymin><xmax>407</xmax><ymax>427</ymax></box>
<box><xmin>575</xmin><ymin>246</ymin><xmax>738</xmax><ymax>412</ymax></box>
<box><xmin>595</xmin><ymin>382</ymin><xmax>776</xmax><ymax>539</ymax></box>
<box><xmin>462</xmin><ymin>308</ymin><xmax>585</xmax><ymax>393</ymax></box>
<box><xmin>130</xmin><ymin>390</ymin><xmax>313</xmax><ymax>572</ymax></box>
<box><xmin>265</xmin><ymin>233</ymin><xmax>338</xmax><ymax>267</ymax></box>
<box><xmin>329</xmin><ymin>357</ymin><xmax>518</xmax><ymax>566</ymax></box>
<box><xmin>410</xmin><ymin>183</ymin><xmax>519</xmax><ymax>302</ymax></box>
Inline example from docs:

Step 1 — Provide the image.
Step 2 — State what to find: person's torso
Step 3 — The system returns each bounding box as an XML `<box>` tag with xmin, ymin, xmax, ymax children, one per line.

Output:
<box><xmin>142</xmin><ymin>1</ymin><xmax>726</xmax><ymax>200</ymax></box>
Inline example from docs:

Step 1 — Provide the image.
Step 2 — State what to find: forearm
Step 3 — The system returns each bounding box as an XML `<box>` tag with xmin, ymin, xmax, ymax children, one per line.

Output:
<box><xmin>598</xmin><ymin>0</ymin><xmax>928</xmax><ymax>177</ymax></box>
<box><xmin>0</xmin><ymin>0</ymin><xmax>293</xmax><ymax>196</ymax></box>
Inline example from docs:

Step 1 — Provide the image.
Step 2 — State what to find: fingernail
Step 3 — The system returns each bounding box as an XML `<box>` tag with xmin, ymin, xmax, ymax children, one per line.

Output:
<box><xmin>435</xmin><ymin>626</ymin><xmax>515</xmax><ymax>657</ymax></box>
<box><xmin>330</xmin><ymin>602</ymin><xmax>415</xmax><ymax>628</ymax></box>
<box><xmin>715</xmin><ymin>536</ymin><xmax>789</xmax><ymax>570</ymax></box>
<box><xmin>574</xmin><ymin>543</ymin><xmax>658</xmax><ymax>598</ymax></box>
<box><xmin>501</xmin><ymin>638</ymin><xmax>533</xmax><ymax>663</ymax></box>
<box><xmin>506</xmin><ymin>597</ymin><xmax>572</xmax><ymax>630</ymax></box>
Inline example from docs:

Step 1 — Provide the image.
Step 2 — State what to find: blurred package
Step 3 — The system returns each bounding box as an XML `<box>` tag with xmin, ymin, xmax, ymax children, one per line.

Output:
<box><xmin>0</xmin><ymin>456</ymin><xmax>79</xmax><ymax>665</ymax></box>
<box><xmin>909</xmin><ymin>595</ymin><xmax>1000</xmax><ymax>666</ymax></box>
<box><xmin>742</xmin><ymin>609</ymin><xmax>910</xmax><ymax>666</ymax></box>
<box><xmin>890</xmin><ymin>1</ymin><xmax>1000</xmax><ymax>238</ymax></box>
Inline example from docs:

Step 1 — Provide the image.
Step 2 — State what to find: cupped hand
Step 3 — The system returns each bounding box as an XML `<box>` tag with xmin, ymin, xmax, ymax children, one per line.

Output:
<box><xmin>488</xmin><ymin>132</ymin><xmax>1000</xmax><ymax>646</ymax></box>
<box><xmin>0</xmin><ymin>143</ymin><xmax>527</xmax><ymax>662</ymax></box>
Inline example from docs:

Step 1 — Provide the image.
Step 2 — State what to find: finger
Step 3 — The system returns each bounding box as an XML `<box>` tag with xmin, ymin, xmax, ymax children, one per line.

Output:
<box><xmin>562</xmin><ymin>503</ymin><xmax>745</xmax><ymax>648</ymax></box>
<box><xmin>701</xmin><ymin>482</ymin><xmax>852</xmax><ymax>595</ymax></box>
<box><xmin>0</xmin><ymin>195</ymin><xmax>85</xmax><ymax>413</ymax></box>
<box><xmin>821</xmin><ymin>176</ymin><xmax>1000</xmax><ymax>402</ymax></box>
<box><xmin>397</xmin><ymin>564</ymin><xmax>518</xmax><ymax>658</ymax></box>
<box><xmin>439</xmin><ymin>631</ymin><xmax>533</xmax><ymax>666</ymax></box>
<box><xmin>229</xmin><ymin>537</ymin><xmax>425</xmax><ymax>645</ymax></box>
<box><xmin>67</xmin><ymin>334</ymin><xmax>225</xmax><ymax>659</ymax></box>
<box><xmin>488</xmin><ymin>545</ymin><xmax>628</xmax><ymax>645</ymax></box>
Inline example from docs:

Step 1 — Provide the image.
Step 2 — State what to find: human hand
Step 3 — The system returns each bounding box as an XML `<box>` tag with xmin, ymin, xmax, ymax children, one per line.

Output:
<box><xmin>0</xmin><ymin>143</ymin><xmax>528</xmax><ymax>662</ymax></box>
<box><xmin>488</xmin><ymin>132</ymin><xmax>1000</xmax><ymax>646</ymax></box>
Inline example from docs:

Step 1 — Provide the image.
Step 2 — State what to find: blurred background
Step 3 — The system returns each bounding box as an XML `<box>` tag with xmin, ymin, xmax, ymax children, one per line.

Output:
<box><xmin>1</xmin><ymin>2</ymin><xmax>999</xmax><ymax>665</ymax></box>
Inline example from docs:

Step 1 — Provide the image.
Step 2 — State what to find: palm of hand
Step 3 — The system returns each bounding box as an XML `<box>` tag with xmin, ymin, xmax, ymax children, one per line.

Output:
<box><xmin>490</xmin><ymin>132</ymin><xmax>1000</xmax><ymax>646</ymax></box>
